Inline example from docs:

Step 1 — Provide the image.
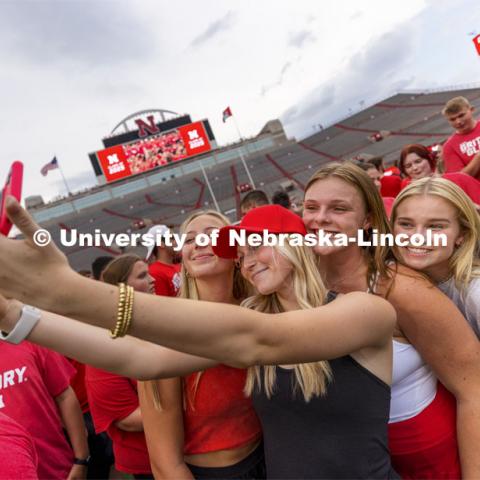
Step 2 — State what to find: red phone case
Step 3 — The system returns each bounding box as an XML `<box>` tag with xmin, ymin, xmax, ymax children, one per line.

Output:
<box><xmin>0</xmin><ymin>161</ymin><xmax>24</xmax><ymax>236</ymax></box>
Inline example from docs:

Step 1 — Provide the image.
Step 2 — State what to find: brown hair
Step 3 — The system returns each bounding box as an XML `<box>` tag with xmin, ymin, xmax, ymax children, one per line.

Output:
<box><xmin>399</xmin><ymin>144</ymin><xmax>435</xmax><ymax>176</ymax></box>
<box><xmin>305</xmin><ymin>162</ymin><xmax>394</xmax><ymax>291</ymax></box>
<box><xmin>102</xmin><ymin>254</ymin><xmax>143</xmax><ymax>286</ymax></box>
<box><xmin>366</xmin><ymin>156</ymin><xmax>384</xmax><ymax>172</ymax></box>
<box><xmin>240</xmin><ymin>190</ymin><xmax>269</xmax><ymax>213</ymax></box>
<box><xmin>442</xmin><ymin>96</ymin><xmax>471</xmax><ymax>116</ymax></box>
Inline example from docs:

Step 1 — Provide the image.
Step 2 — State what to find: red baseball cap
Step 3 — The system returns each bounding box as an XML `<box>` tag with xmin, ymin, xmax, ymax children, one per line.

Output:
<box><xmin>213</xmin><ymin>205</ymin><xmax>307</xmax><ymax>259</ymax></box>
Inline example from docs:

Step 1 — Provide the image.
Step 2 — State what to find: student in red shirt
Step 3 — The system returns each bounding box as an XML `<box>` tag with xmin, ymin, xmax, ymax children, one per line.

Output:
<box><xmin>354</xmin><ymin>161</ymin><xmax>395</xmax><ymax>217</ymax></box>
<box><xmin>399</xmin><ymin>143</ymin><xmax>480</xmax><ymax>207</ymax></box>
<box><xmin>0</xmin><ymin>340</ymin><xmax>89</xmax><ymax>479</ymax></box>
<box><xmin>0</xmin><ymin>412</ymin><xmax>38</xmax><ymax>479</ymax></box>
<box><xmin>138</xmin><ymin>211</ymin><xmax>263</xmax><ymax>479</ymax></box>
<box><xmin>145</xmin><ymin>225</ymin><xmax>181</xmax><ymax>297</ymax></box>
<box><xmin>442</xmin><ymin>96</ymin><xmax>480</xmax><ymax>180</ymax></box>
<box><xmin>86</xmin><ymin>255</ymin><xmax>155</xmax><ymax>479</ymax></box>
<box><xmin>363</xmin><ymin>156</ymin><xmax>402</xmax><ymax>198</ymax></box>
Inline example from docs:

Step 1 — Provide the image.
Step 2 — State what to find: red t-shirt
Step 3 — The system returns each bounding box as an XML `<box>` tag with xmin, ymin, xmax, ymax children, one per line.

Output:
<box><xmin>380</xmin><ymin>175</ymin><xmax>402</xmax><ymax>198</ymax></box>
<box><xmin>0</xmin><ymin>341</ymin><xmax>75</xmax><ymax>479</ymax></box>
<box><xmin>149</xmin><ymin>261</ymin><xmax>181</xmax><ymax>297</ymax></box>
<box><xmin>443</xmin><ymin>121</ymin><xmax>480</xmax><ymax>179</ymax></box>
<box><xmin>183</xmin><ymin>365</ymin><xmax>262</xmax><ymax>455</ymax></box>
<box><xmin>68</xmin><ymin>359</ymin><xmax>89</xmax><ymax>413</ymax></box>
<box><xmin>85</xmin><ymin>367</ymin><xmax>151</xmax><ymax>475</ymax></box>
<box><xmin>0</xmin><ymin>412</ymin><xmax>38</xmax><ymax>479</ymax></box>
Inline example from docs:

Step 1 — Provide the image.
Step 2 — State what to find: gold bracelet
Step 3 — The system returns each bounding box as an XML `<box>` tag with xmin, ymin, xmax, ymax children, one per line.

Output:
<box><xmin>120</xmin><ymin>286</ymin><xmax>134</xmax><ymax>337</ymax></box>
<box><xmin>110</xmin><ymin>283</ymin><xmax>128</xmax><ymax>338</ymax></box>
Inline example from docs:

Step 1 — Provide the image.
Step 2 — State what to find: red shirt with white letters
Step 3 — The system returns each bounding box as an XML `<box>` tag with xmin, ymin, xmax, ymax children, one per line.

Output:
<box><xmin>444</xmin><ymin>121</ymin><xmax>480</xmax><ymax>179</ymax></box>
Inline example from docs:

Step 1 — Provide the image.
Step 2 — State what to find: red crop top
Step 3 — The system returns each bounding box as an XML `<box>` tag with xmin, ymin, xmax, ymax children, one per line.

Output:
<box><xmin>183</xmin><ymin>365</ymin><xmax>261</xmax><ymax>455</ymax></box>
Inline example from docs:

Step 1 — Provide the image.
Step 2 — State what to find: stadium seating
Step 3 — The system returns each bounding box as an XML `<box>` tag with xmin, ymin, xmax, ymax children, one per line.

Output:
<box><xmin>30</xmin><ymin>88</ymin><xmax>480</xmax><ymax>270</ymax></box>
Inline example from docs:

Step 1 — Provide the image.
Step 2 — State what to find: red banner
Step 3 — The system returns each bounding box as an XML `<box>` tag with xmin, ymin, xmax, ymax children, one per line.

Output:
<box><xmin>97</xmin><ymin>145</ymin><xmax>132</xmax><ymax>182</ymax></box>
<box><xmin>178</xmin><ymin>121</ymin><xmax>211</xmax><ymax>156</ymax></box>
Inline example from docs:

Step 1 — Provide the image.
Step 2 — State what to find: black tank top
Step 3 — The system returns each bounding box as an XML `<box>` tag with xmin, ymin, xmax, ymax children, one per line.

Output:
<box><xmin>251</xmin><ymin>293</ymin><xmax>398</xmax><ymax>479</ymax></box>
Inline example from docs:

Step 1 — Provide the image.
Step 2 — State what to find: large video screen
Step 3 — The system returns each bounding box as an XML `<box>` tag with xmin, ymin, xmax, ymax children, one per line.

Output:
<box><xmin>96</xmin><ymin>121</ymin><xmax>211</xmax><ymax>183</ymax></box>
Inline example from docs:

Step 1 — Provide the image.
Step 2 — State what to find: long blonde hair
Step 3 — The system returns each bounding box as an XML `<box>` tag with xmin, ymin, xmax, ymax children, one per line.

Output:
<box><xmin>148</xmin><ymin>210</ymin><xmax>249</xmax><ymax>409</ymax></box>
<box><xmin>391</xmin><ymin>177</ymin><xmax>480</xmax><ymax>289</ymax></box>
<box><xmin>178</xmin><ymin>210</ymin><xmax>249</xmax><ymax>302</ymax></box>
<box><xmin>305</xmin><ymin>162</ymin><xmax>394</xmax><ymax>292</ymax></box>
<box><xmin>243</xmin><ymin>240</ymin><xmax>332</xmax><ymax>402</ymax></box>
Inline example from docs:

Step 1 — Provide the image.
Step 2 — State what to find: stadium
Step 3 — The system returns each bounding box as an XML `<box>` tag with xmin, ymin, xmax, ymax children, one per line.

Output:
<box><xmin>3</xmin><ymin>0</ymin><xmax>480</xmax><ymax>475</ymax></box>
<box><xmin>23</xmin><ymin>85</ymin><xmax>480</xmax><ymax>270</ymax></box>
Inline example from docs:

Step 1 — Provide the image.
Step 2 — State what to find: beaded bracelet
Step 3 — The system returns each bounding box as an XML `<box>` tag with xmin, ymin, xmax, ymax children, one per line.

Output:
<box><xmin>120</xmin><ymin>284</ymin><xmax>134</xmax><ymax>337</ymax></box>
<box><xmin>110</xmin><ymin>283</ymin><xmax>134</xmax><ymax>338</ymax></box>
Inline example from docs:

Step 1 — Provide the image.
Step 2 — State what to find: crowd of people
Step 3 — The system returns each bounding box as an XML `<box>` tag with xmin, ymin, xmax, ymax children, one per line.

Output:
<box><xmin>125</xmin><ymin>131</ymin><xmax>188</xmax><ymax>175</ymax></box>
<box><xmin>0</xmin><ymin>95</ymin><xmax>480</xmax><ymax>479</ymax></box>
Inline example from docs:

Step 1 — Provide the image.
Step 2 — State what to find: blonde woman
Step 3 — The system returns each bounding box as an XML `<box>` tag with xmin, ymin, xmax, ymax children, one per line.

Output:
<box><xmin>0</xmin><ymin>201</ymin><xmax>396</xmax><ymax>479</ymax></box>
<box><xmin>138</xmin><ymin>211</ymin><xmax>264</xmax><ymax>480</ymax></box>
<box><xmin>215</xmin><ymin>206</ymin><xmax>396</xmax><ymax>479</ymax></box>
<box><xmin>391</xmin><ymin>176</ymin><xmax>480</xmax><ymax>337</ymax></box>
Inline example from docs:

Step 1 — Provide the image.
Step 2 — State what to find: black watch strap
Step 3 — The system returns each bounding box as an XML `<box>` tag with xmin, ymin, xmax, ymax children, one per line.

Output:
<box><xmin>73</xmin><ymin>456</ymin><xmax>91</xmax><ymax>466</ymax></box>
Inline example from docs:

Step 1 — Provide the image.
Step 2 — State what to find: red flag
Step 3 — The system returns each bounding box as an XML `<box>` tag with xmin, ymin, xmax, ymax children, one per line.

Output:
<box><xmin>222</xmin><ymin>107</ymin><xmax>232</xmax><ymax>123</ymax></box>
<box><xmin>473</xmin><ymin>34</ymin><xmax>480</xmax><ymax>56</ymax></box>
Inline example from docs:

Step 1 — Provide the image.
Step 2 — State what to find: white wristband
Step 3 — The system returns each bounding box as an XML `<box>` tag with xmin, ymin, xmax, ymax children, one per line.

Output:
<box><xmin>0</xmin><ymin>305</ymin><xmax>41</xmax><ymax>344</ymax></box>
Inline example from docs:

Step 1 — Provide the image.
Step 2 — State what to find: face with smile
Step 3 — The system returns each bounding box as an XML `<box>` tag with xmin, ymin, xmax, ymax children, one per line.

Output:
<box><xmin>303</xmin><ymin>177</ymin><xmax>371</xmax><ymax>256</ymax></box>
<box><xmin>446</xmin><ymin>106</ymin><xmax>476</xmax><ymax>135</ymax></box>
<box><xmin>182</xmin><ymin>214</ymin><xmax>233</xmax><ymax>279</ymax></box>
<box><xmin>393</xmin><ymin>195</ymin><xmax>464</xmax><ymax>282</ymax></box>
<box><xmin>402</xmin><ymin>153</ymin><xmax>433</xmax><ymax>180</ymax></box>
<box><xmin>127</xmin><ymin>261</ymin><xmax>155</xmax><ymax>293</ymax></box>
<box><xmin>238</xmin><ymin>243</ymin><xmax>294</xmax><ymax>298</ymax></box>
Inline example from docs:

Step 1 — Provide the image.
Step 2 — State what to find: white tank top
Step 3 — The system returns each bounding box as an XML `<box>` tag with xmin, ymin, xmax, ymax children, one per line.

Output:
<box><xmin>389</xmin><ymin>340</ymin><xmax>437</xmax><ymax>423</ymax></box>
<box><xmin>368</xmin><ymin>267</ymin><xmax>438</xmax><ymax>423</ymax></box>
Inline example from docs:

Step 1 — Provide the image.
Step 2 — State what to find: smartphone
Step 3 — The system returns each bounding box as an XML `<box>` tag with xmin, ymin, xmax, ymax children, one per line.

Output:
<box><xmin>0</xmin><ymin>161</ymin><xmax>24</xmax><ymax>236</ymax></box>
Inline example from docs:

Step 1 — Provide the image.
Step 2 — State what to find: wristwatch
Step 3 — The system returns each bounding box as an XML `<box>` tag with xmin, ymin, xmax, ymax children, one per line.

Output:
<box><xmin>0</xmin><ymin>305</ymin><xmax>41</xmax><ymax>344</ymax></box>
<box><xmin>73</xmin><ymin>456</ymin><xmax>91</xmax><ymax>466</ymax></box>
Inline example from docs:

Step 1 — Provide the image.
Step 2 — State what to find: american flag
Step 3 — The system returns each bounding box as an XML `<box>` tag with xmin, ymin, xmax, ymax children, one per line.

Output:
<box><xmin>40</xmin><ymin>157</ymin><xmax>59</xmax><ymax>176</ymax></box>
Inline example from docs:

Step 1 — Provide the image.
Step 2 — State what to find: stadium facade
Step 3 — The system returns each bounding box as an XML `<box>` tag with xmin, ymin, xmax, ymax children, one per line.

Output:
<box><xmin>24</xmin><ymin>87</ymin><xmax>480</xmax><ymax>270</ymax></box>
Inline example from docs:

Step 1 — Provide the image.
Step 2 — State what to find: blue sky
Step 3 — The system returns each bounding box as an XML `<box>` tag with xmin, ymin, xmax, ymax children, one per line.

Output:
<box><xmin>1</xmin><ymin>0</ymin><xmax>479</xmax><ymax>201</ymax></box>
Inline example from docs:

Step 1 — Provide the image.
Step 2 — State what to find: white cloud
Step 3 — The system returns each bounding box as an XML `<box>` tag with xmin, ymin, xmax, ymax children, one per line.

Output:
<box><xmin>1</xmin><ymin>0</ymin><xmax>478</xmax><ymax>203</ymax></box>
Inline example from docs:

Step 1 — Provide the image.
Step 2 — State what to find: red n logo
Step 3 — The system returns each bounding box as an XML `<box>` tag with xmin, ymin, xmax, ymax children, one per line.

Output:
<box><xmin>135</xmin><ymin>115</ymin><xmax>160</xmax><ymax>137</ymax></box>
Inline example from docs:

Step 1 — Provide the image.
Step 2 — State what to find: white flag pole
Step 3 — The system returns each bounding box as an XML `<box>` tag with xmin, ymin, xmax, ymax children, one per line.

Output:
<box><xmin>228</xmin><ymin>113</ymin><xmax>256</xmax><ymax>189</ymax></box>
<box><xmin>199</xmin><ymin>160</ymin><xmax>220</xmax><ymax>212</ymax></box>
<box><xmin>55</xmin><ymin>156</ymin><xmax>73</xmax><ymax>196</ymax></box>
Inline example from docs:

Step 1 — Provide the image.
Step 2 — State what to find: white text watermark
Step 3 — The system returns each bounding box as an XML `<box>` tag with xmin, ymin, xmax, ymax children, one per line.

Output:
<box><xmin>33</xmin><ymin>228</ymin><xmax>448</xmax><ymax>250</ymax></box>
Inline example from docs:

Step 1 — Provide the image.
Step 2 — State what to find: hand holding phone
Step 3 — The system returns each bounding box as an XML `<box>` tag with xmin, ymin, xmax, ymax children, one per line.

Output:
<box><xmin>0</xmin><ymin>161</ymin><xmax>24</xmax><ymax>236</ymax></box>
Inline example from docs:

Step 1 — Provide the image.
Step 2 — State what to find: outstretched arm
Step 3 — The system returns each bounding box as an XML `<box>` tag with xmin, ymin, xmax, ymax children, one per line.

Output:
<box><xmin>0</xmin><ymin>290</ymin><xmax>394</xmax><ymax>370</ymax></box>
<box><xmin>0</xmin><ymin>298</ymin><xmax>216</xmax><ymax>380</ymax></box>
<box><xmin>0</xmin><ymin>197</ymin><xmax>396</xmax><ymax>366</ymax></box>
